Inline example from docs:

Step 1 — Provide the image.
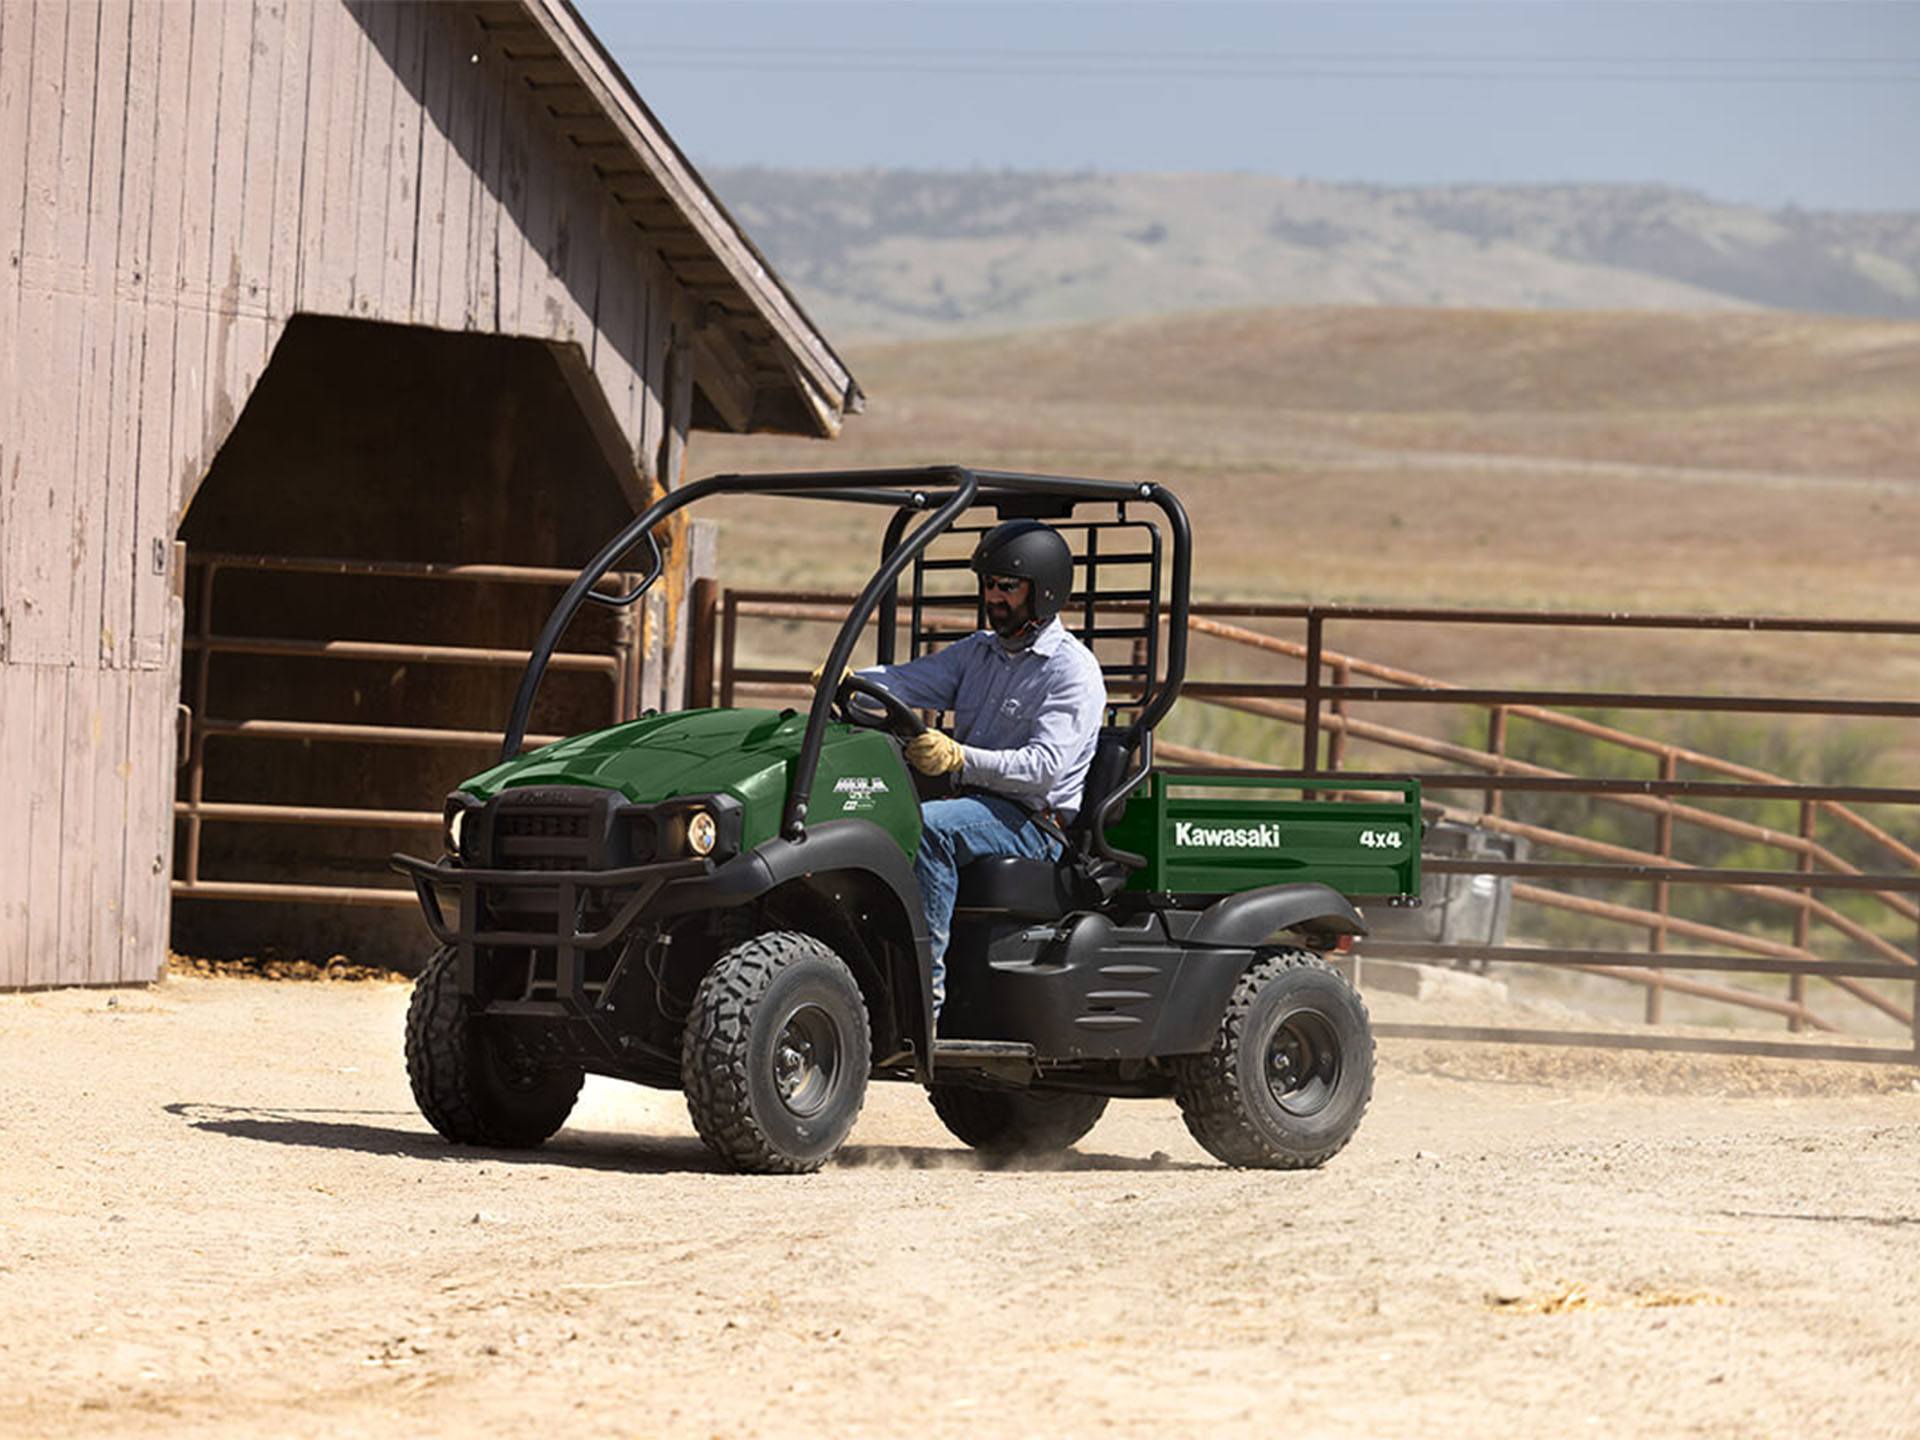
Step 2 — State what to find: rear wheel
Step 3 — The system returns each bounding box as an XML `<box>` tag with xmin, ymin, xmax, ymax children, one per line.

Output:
<box><xmin>1173</xmin><ymin>949</ymin><xmax>1373</xmax><ymax>1170</ymax></box>
<box><xmin>929</xmin><ymin>1085</ymin><xmax>1110</xmax><ymax>1158</ymax></box>
<box><xmin>405</xmin><ymin>947</ymin><xmax>583</xmax><ymax>1148</ymax></box>
<box><xmin>681</xmin><ymin>930</ymin><xmax>871</xmax><ymax>1175</ymax></box>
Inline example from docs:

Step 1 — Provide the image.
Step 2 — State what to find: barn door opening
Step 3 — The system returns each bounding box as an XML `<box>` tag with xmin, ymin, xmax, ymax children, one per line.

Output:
<box><xmin>172</xmin><ymin>315</ymin><xmax>654</xmax><ymax>967</ymax></box>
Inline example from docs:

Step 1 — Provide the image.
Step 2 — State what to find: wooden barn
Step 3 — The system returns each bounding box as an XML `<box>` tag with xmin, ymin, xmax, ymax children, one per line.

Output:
<box><xmin>0</xmin><ymin>0</ymin><xmax>860</xmax><ymax>987</ymax></box>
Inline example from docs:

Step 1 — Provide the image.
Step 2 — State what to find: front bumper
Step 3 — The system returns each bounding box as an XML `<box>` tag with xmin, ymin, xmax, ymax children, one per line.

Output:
<box><xmin>390</xmin><ymin>851</ymin><xmax>709</xmax><ymax>956</ymax></box>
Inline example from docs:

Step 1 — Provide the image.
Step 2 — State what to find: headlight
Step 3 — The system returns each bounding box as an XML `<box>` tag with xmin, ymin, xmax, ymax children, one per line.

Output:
<box><xmin>443</xmin><ymin>796</ymin><xmax>475</xmax><ymax>859</ymax></box>
<box><xmin>686</xmin><ymin>809</ymin><xmax>717</xmax><ymax>856</ymax></box>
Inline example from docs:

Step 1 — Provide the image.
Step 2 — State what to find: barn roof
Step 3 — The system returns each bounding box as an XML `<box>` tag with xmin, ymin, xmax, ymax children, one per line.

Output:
<box><xmin>473</xmin><ymin>0</ymin><xmax>863</xmax><ymax>438</ymax></box>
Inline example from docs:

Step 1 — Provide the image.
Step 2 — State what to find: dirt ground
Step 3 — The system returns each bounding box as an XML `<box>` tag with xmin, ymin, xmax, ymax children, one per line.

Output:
<box><xmin>4</xmin><ymin>975</ymin><xmax>1919</xmax><ymax>1439</ymax></box>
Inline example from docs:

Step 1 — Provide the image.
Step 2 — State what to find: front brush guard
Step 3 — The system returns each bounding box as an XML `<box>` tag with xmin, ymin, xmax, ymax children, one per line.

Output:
<box><xmin>390</xmin><ymin>851</ymin><xmax>708</xmax><ymax>1009</ymax></box>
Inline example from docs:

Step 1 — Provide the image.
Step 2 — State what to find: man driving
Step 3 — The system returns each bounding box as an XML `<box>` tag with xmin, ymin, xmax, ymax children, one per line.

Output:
<box><xmin>846</xmin><ymin>520</ymin><xmax>1106</xmax><ymax>1023</ymax></box>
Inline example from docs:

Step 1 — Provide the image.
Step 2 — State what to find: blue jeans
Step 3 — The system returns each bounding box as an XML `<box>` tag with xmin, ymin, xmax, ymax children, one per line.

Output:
<box><xmin>913</xmin><ymin>793</ymin><xmax>1062</xmax><ymax>1020</ymax></box>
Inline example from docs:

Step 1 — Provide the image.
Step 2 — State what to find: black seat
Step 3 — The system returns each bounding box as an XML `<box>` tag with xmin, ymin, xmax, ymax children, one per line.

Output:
<box><xmin>952</xmin><ymin>729</ymin><xmax>1141</xmax><ymax>919</ymax></box>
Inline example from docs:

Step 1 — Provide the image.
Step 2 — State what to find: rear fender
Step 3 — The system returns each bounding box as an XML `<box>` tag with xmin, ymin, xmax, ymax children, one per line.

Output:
<box><xmin>1178</xmin><ymin>882</ymin><xmax>1366</xmax><ymax>949</ymax></box>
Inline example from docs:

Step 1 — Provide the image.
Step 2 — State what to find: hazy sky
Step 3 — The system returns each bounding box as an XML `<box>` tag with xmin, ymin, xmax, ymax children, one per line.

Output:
<box><xmin>572</xmin><ymin>1</ymin><xmax>1920</xmax><ymax>211</ymax></box>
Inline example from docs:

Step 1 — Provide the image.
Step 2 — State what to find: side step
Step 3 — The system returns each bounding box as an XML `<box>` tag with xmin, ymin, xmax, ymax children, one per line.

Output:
<box><xmin>931</xmin><ymin>1039</ymin><xmax>1037</xmax><ymax>1072</ymax></box>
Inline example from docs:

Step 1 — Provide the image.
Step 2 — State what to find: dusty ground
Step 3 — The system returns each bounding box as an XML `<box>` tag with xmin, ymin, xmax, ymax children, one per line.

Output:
<box><xmin>4</xmin><ymin>974</ymin><xmax>1919</xmax><ymax>1439</ymax></box>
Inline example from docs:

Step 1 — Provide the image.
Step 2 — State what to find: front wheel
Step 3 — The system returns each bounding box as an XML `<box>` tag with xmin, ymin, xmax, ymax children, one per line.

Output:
<box><xmin>1172</xmin><ymin>949</ymin><xmax>1374</xmax><ymax>1170</ymax></box>
<box><xmin>929</xmin><ymin>1085</ymin><xmax>1110</xmax><ymax>1158</ymax></box>
<box><xmin>681</xmin><ymin>931</ymin><xmax>872</xmax><ymax>1175</ymax></box>
<box><xmin>405</xmin><ymin>947</ymin><xmax>583</xmax><ymax>1148</ymax></box>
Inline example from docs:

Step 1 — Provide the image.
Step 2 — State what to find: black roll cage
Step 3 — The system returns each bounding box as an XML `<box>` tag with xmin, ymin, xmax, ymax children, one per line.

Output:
<box><xmin>502</xmin><ymin>466</ymin><xmax>1192</xmax><ymax>849</ymax></box>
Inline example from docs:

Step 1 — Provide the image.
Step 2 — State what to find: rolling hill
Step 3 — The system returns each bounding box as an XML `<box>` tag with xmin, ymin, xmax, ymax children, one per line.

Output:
<box><xmin>710</xmin><ymin>169</ymin><xmax>1920</xmax><ymax>340</ymax></box>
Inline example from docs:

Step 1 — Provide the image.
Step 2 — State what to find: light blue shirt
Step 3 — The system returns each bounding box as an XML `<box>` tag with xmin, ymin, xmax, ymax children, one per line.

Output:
<box><xmin>858</xmin><ymin>618</ymin><xmax>1107</xmax><ymax>819</ymax></box>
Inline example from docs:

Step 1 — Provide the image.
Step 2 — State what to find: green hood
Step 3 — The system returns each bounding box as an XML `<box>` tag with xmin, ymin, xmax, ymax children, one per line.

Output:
<box><xmin>457</xmin><ymin>707</ymin><xmax>921</xmax><ymax>856</ymax></box>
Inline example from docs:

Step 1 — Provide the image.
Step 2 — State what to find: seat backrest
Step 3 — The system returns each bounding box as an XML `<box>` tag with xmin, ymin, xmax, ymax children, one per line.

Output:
<box><xmin>1068</xmin><ymin>728</ymin><xmax>1138</xmax><ymax>850</ymax></box>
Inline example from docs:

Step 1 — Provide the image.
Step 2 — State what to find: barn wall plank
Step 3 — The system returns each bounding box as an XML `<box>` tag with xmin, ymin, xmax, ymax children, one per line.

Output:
<box><xmin>55</xmin><ymin>666</ymin><xmax>101</xmax><ymax>987</ymax></box>
<box><xmin>305</xmin><ymin>0</ymin><xmax>365</xmax><ymax>317</ymax></box>
<box><xmin>266</xmin><ymin>0</ymin><xmax>315</xmax><ymax>321</ymax></box>
<box><xmin>24</xmin><ymin>663</ymin><xmax>66</xmax><ymax>987</ymax></box>
<box><xmin>126</xmin><ymin>0</ymin><xmax>190</xmax><ymax>670</ymax></box>
<box><xmin>96</xmin><ymin>0</ymin><xmax>157</xmax><ymax>671</ymax></box>
<box><xmin>86</xmin><ymin>664</ymin><xmax>134</xmax><ymax>983</ymax></box>
<box><xmin>120</xmin><ymin>659</ymin><xmax>177</xmax><ymax>984</ymax></box>
<box><xmin>0</xmin><ymin>663</ymin><xmax>32</xmax><ymax>988</ymax></box>
<box><xmin>50</xmin><ymin>0</ymin><xmax>103</xmax><ymax>665</ymax></box>
<box><xmin>590</xmin><ymin>201</ymin><xmax>636</xmax><ymax>455</ymax></box>
<box><xmin>69</xmin><ymin>0</ymin><xmax>135</xmax><ymax>671</ymax></box>
<box><xmin>412</xmin><ymin>11</ymin><xmax>452</xmax><ymax>327</ymax></box>
<box><xmin>347</xmin><ymin>0</ymin><xmax>393</xmax><ymax>320</ymax></box>
<box><xmin>497</xmin><ymin>61</ymin><xmax>541</xmax><ymax>339</ymax></box>
<box><xmin>469</xmin><ymin>53</ymin><xmax>504</xmax><ymax>331</ymax></box>
<box><xmin>0</xmin><ymin>0</ymin><xmax>32</xmax><ymax>664</ymax></box>
<box><xmin>292</xmin><ymin>0</ymin><xmax>342</xmax><ymax>311</ymax></box>
<box><xmin>173</xmin><ymin>0</ymin><xmax>221</xmax><ymax>314</ymax></box>
<box><xmin>143</xmin><ymin>0</ymin><xmax>193</xmax><ymax>298</ymax></box>
<box><xmin>160</xmin><ymin>0</ymin><xmax>224</xmax><ymax>557</ymax></box>
<box><xmin>555</xmin><ymin>127</ymin><xmax>604</xmax><ymax>353</ymax></box>
<box><xmin>440</xmin><ymin>3</ymin><xmax>486</xmax><ymax>330</ymax></box>
<box><xmin>5</xmin><ymin>1</ymin><xmax>82</xmax><ymax>666</ymax></box>
<box><xmin>236</xmin><ymin>0</ymin><xmax>285</xmax><ymax>346</ymax></box>
<box><xmin>202</xmin><ymin>0</ymin><xmax>254</xmax><ymax>326</ymax></box>
<box><xmin>381</xmin><ymin>1</ymin><xmax>425</xmax><ymax>323</ymax></box>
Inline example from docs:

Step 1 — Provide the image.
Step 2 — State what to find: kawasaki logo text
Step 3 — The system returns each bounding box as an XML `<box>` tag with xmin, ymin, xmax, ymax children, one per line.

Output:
<box><xmin>1174</xmin><ymin>821</ymin><xmax>1283</xmax><ymax>848</ymax></box>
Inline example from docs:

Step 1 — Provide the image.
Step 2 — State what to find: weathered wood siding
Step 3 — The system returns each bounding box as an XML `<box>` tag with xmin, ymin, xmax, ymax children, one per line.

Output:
<box><xmin>0</xmin><ymin>0</ymin><xmax>697</xmax><ymax>988</ymax></box>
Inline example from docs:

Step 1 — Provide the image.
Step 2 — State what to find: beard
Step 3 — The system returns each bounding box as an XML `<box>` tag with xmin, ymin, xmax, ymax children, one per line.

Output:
<box><xmin>985</xmin><ymin>598</ymin><xmax>1030</xmax><ymax>639</ymax></box>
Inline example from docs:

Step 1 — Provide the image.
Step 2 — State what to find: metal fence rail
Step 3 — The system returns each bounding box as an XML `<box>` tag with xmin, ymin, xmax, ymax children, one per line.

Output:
<box><xmin>173</xmin><ymin>553</ymin><xmax>641</xmax><ymax>910</ymax></box>
<box><xmin>707</xmin><ymin>588</ymin><xmax>1920</xmax><ymax>1063</ymax></box>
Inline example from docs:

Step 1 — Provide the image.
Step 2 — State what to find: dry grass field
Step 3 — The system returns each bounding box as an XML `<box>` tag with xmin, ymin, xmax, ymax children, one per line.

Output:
<box><xmin>697</xmin><ymin>306</ymin><xmax>1920</xmax><ymax>772</ymax></box>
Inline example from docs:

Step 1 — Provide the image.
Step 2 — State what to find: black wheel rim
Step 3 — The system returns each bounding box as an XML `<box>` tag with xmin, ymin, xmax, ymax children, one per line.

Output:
<box><xmin>1264</xmin><ymin>1007</ymin><xmax>1341</xmax><ymax>1117</ymax></box>
<box><xmin>772</xmin><ymin>1003</ymin><xmax>842</xmax><ymax>1119</ymax></box>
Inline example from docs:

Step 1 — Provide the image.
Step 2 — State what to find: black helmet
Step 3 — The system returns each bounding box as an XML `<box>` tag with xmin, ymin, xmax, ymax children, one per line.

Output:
<box><xmin>970</xmin><ymin>519</ymin><xmax>1074</xmax><ymax>623</ymax></box>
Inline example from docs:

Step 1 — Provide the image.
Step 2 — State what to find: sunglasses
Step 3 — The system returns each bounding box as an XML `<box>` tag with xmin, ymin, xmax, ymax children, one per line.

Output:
<box><xmin>982</xmin><ymin>574</ymin><xmax>1028</xmax><ymax>595</ymax></box>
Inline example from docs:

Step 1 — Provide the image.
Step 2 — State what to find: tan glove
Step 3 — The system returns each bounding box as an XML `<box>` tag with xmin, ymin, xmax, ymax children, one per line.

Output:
<box><xmin>905</xmin><ymin>729</ymin><xmax>966</xmax><ymax>776</ymax></box>
<box><xmin>808</xmin><ymin>662</ymin><xmax>855</xmax><ymax>689</ymax></box>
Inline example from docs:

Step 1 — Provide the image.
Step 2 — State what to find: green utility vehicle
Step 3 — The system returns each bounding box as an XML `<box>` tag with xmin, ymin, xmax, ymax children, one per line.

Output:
<box><xmin>393</xmin><ymin>467</ymin><xmax>1421</xmax><ymax>1174</ymax></box>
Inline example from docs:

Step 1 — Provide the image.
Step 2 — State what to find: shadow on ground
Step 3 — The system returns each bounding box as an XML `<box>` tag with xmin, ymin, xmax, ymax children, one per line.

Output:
<box><xmin>164</xmin><ymin>1101</ymin><xmax>724</xmax><ymax>1174</ymax></box>
<box><xmin>163</xmin><ymin>1102</ymin><xmax>1205</xmax><ymax>1174</ymax></box>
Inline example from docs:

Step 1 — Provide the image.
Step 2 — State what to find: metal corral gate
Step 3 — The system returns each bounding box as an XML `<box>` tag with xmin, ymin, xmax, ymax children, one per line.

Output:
<box><xmin>702</xmin><ymin>589</ymin><xmax>1920</xmax><ymax>1067</ymax></box>
<box><xmin>175</xmin><ymin>553</ymin><xmax>647</xmax><ymax>910</ymax></box>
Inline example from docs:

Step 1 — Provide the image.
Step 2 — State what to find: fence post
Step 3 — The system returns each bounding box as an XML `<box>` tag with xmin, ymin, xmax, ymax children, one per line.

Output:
<box><xmin>1302</xmin><ymin>612</ymin><xmax>1323</xmax><ymax>775</ymax></box>
<box><xmin>1328</xmin><ymin>659</ymin><xmax>1350</xmax><ymax>771</ymax></box>
<box><xmin>718</xmin><ymin>590</ymin><xmax>740</xmax><ymax>709</ymax></box>
<box><xmin>1789</xmin><ymin>801</ymin><xmax>1815</xmax><ymax>1033</ymax></box>
<box><xmin>1646</xmin><ymin>749</ymin><xmax>1678</xmax><ymax>1025</ymax></box>
<box><xmin>1484</xmin><ymin>705</ymin><xmax>1507</xmax><ymax>817</ymax></box>
<box><xmin>687</xmin><ymin>577</ymin><xmax>719</xmax><ymax>710</ymax></box>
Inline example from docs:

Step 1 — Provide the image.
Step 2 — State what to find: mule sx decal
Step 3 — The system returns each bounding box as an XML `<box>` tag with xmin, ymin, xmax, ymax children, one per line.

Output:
<box><xmin>834</xmin><ymin>775</ymin><xmax>891</xmax><ymax>813</ymax></box>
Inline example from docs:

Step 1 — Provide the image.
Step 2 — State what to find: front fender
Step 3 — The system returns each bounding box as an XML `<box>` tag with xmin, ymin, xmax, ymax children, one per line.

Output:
<box><xmin>659</xmin><ymin>819</ymin><xmax>936</xmax><ymax>1062</ymax></box>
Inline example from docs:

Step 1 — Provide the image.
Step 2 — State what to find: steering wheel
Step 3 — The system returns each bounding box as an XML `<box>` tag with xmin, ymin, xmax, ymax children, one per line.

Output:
<box><xmin>833</xmin><ymin>674</ymin><xmax>927</xmax><ymax>741</ymax></box>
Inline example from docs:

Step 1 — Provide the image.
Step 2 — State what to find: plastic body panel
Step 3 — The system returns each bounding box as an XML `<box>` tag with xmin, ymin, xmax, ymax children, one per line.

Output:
<box><xmin>1105</xmin><ymin>773</ymin><xmax>1422</xmax><ymax>901</ymax></box>
<box><xmin>940</xmin><ymin>911</ymin><xmax>1254</xmax><ymax>1060</ymax></box>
